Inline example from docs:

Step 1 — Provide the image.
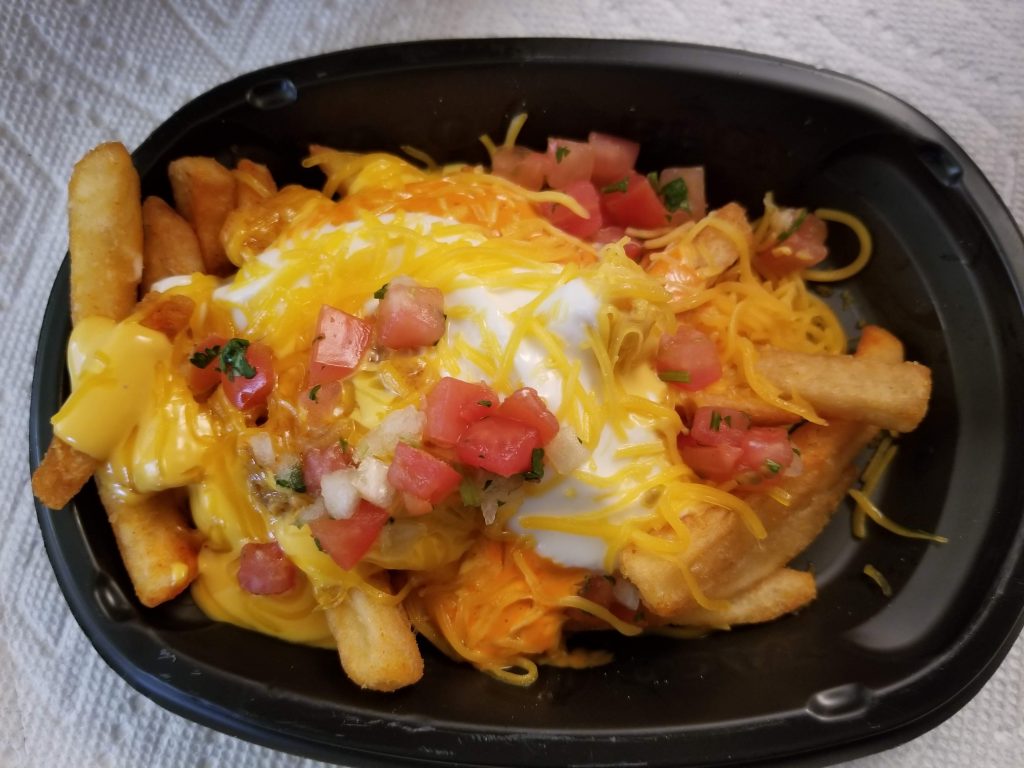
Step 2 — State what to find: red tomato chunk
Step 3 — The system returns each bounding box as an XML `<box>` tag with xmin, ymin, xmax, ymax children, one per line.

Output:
<box><xmin>491</xmin><ymin>146</ymin><xmax>551</xmax><ymax>192</ymax></box>
<box><xmin>588</xmin><ymin>132</ymin><xmax>640</xmax><ymax>186</ymax></box>
<box><xmin>308</xmin><ymin>305</ymin><xmax>372</xmax><ymax>385</ymax></box>
<box><xmin>456</xmin><ymin>416</ymin><xmax>541</xmax><ymax>477</ymax></box>
<box><xmin>188</xmin><ymin>334</ymin><xmax>226</xmax><ymax>396</ymax></box>
<box><xmin>388</xmin><ymin>443</ymin><xmax>462</xmax><ymax>505</ymax></box>
<box><xmin>496</xmin><ymin>387</ymin><xmax>559</xmax><ymax>445</ymax></box>
<box><xmin>308</xmin><ymin>501</ymin><xmax>389</xmax><ymax>570</ymax></box>
<box><xmin>754</xmin><ymin>211</ymin><xmax>829</xmax><ymax>278</ymax></box>
<box><xmin>542</xmin><ymin>180</ymin><xmax>603</xmax><ymax>239</ymax></box>
<box><xmin>678</xmin><ymin>437</ymin><xmax>743</xmax><ymax>482</ymax></box>
<box><xmin>302</xmin><ymin>443</ymin><xmax>352</xmax><ymax>495</ymax></box>
<box><xmin>377</xmin><ymin>279</ymin><xmax>446</xmax><ymax>349</ymax></box>
<box><xmin>221</xmin><ymin>342</ymin><xmax>275</xmax><ymax>412</ymax></box>
<box><xmin>690</xmin><ymin>407</ymin><xmax>752</xmax><ymax>446</ymax></box>
<box><xmin>546</xmin><ymin>138</ymin><xmax>594</xmax><ymax>190</ymax></box>
<box><xmin>657</xmin><ymin>326</ymin><xmax>722</xmax><ymax>391</ymax></box>
<box><xmin>237</xmin><ymin>542</ymin><xmax>297</xmax><ymax>595</ymax></box>
<box><xmin>601</xmin><ymin>172</ymin><xmax>669</xmax><ymax>230</ymax></box>
<box><xmin>424</xmin><ymin>377</ymin><xmax>499</xmax><ymax>448</ymax></box>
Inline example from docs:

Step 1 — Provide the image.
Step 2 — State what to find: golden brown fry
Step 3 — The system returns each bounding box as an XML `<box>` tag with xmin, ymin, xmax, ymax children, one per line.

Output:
<box><xmin>855</xmin><ymin>324</ymin><xmax>904</xmax><ymax>365</ymax></box>
<box><xmin>234</xmin><ymin>158</ymin><xmax>277</xmax><ymax>208</ymax></box>
<box><xmin>755</xmin><ymin>345</ymin><xmax>931</xmax><ymax>432</ymax></box>
<box><xmin>68</xmin><ymin>142</ymin><xmax>143</xmax><ymax>324</ymax></box>
<box><xmin>141</xmin><ymin>196</ymin><xmax>204</xmax><ymax>292</ymax></box>
<box><xmin>95</xmin><ymin>466</ymin><xmax>200</xmax><ymax>608</ymax></box>
<box><xmin>135</xmin><ymin>292</ymin><xmax>196</xmax><ymax>340</ymax></box>
<box><xmin>325</xmin><ymin>576</ymin><xmax>424</xmax><ymax>691</ymax></box>
<box><xmin>168</xmin><ymin>156</ymin><xmax>237</xmax><ymax>275</ymax></box>
<box><xmin>673</xmin><ymin>567</ymin><xmax>817</xmax><ymax>627</ymax></box>
<box><xmin>31</xmin><ymin>437</ymin><xmax>99</xmax><ymax>510</ymax></box>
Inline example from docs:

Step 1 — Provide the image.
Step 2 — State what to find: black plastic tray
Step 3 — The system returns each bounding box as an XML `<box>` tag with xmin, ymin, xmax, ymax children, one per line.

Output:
<box><xmin>29</xmin><ymin>39</ymin><xmax>1024</xmax><ymax>767</ymax></box>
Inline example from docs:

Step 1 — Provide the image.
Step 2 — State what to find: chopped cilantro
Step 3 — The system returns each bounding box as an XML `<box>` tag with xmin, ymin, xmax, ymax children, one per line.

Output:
<box><xmin>657</xmin><ymin>369</ymin><xmax>691</xmax><ymax>383</ymax></box>
<box><xmin>764</xmin><ymin>459</ymin><xmax>782</xmax><ymax>475</ymax></box>
<box><xmin>659</xmin><ymin>177</ymin><xmax>690</xmax><ymax>213</ymax></box>
<box><xmin>646</xmin><ymin>171</ymin><xmax>659</xmax><ymax>188</ymax></box>
<box><xmin>477</xmin><ymin>399</ymin><xmax>493</xmax><ymax>407</ymax></box>
<box><xmin>555</xmin><ymin>145</ymin><xmax>570</xmax><ymax>163</ymax></box>
<box><xmin>189</xmin><ymin>344</ymin><xmax>221</xmax><ymax>369</ymax></box>
<box><xmin>275</xmin><ymin>465</ymin><xmax>307</xmax><ymax>492</ymax></box>
<box><xmin>459</xmin><ymin>478</ymin><xmax>481</xmax><ymax>506</ymax></box>
<box><xmin>308</xmin><ymin>384</ymin><xmax>321</xmax><ymax>401</ymax></box>
<box><xmin>373</xmin><ymin>283</ymin><xmax>388</xmax><ymax>299</ymax></box>
<box><xmin>522</xmin><ymin>448</ymin><xmax>545</xmax><ymax>482</ymax></box>
<box><xmin>313</xmin><ymin>536</ymin><xmax>324</xmax><ymax>552</ymax></box>
<box><xmin>710</xmin><ymin>410</ymin><xmax>722</xmax><ymax>431</ymax></box>
<box><xmin>601</xmin><ymin>177</ymin><xmax>629</xmax><ymax>194</ymax></box>
<box><xmin>216</xmin><ymin>338</ymin><xmax>256</xmax><ymax>381</ymax></box>
<box><xmin>775</xmin><ymin>210</ymin><xmax>807</xmax><ymax>244</ymax></box>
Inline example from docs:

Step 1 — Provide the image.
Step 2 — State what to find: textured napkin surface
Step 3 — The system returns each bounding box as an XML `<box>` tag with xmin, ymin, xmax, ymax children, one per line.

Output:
<box><xmin>2</xmin><ymin>1</ymin><xmax>1022</xmax><ymax>766</ymax></box>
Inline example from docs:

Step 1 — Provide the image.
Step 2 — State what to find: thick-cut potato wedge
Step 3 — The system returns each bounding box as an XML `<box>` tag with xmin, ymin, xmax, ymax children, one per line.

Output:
<box><xmin>31</xmin><ymin>438</ymin><xmax>99</xmax><ymax>510</ymax></box>
<box><xmin>755</xmin><ymin>345</ymin><xmax>930</xmax><ymax>432</ymax></box>
<box><xmin>168</xmin><ymin>156</ymin><xmax>237</xmax><ymax>275</ymax></box>
<box><xmin>234</xmin><ymin>159</ymin><xmax>277</xmax><ymax>208</ymax></box>
<box><xmin>674</xmin><ymin>567</ymin><xmax>817</xmax><ymax>627</ymax></box>
<box><xmin>68</xmin><ymin>142</ymin><xmax>142</xmax><ymax>324</ymax></box>
<box><xmin>136</xmin><ymin>292</ymin><xmax>196</xmax><ymax>339</ymax></box>
<box><xmin>141</xmin><ymin>196</ymin><xmax>204</xmax><ymax>292</ymax></box>
<box><xmin>95</xmin><ymin>467</ymin><xmax>199</xmax><ymax>608</ymax></box>
<box><xmin>325</xmin><ymin>578</ymin><xmax>424</xmax><ymax>691</ymax></box>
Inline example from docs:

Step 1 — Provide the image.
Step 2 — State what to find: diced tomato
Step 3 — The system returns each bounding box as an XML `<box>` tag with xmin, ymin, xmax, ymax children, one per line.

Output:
<box><xmin>593</xmin><ymin>226</ymin><xmax>643</xmax><ymax>261</ymax></box>
<box><xmin>656</xmin><ymin>325</ymin><xmax>722</xmax><ymax>391</ymax></box>
<box><xmin>456</xmin><ymin>416</ymin><xmax>541</xmax><ymax>477</ymax></box>
<box><xmin>737</xmin><ymin>427</ymin><xmax>795</xmax><ymax>477</ymax></box>
<box><xmin>754</xmin><ymin>212</ymin><xmax>829</xmax><ymax>278</ymax></box>
<box><xmin>659</xmin><ymin>167</ymin><xmax>707</xmax><ymax>223</ymax></box>
<box><xmin>424</xmin><ymin>377</ymin><xmax>499</xmax><ymax>448</ymax></box>
<box><xmin>690</xmin><ymin>407</ymin><xmax>752</xmax><ymax>446</ymax></box>
<box><xmin>302</xmin><ymin>443</ymin><xmax>352</xmax><ymax>495</ymax></box>
<box><xmin>588</xmin><ymin>132</ymin><xmax>640</xmax><ymax>186</ymax></box>
<box><xmin>308</xmin><ymin>305</ymin><xmax>372</xmax><ymax>386</ymax></box>
<box><xmin>377</xmin><ymin>278</ymin><xmax>446</xmax><ymax>349</ymax></box>
<box><xmin>221</xmin><ymin>341</ymin><xmax>275</xmax><ymax>411</ymax></box>
<box><xmin>496</xmin><ymin>387</ymin><xmax>559</xmax><ymax>445</ymax></box>
<box><xmin>304</xmin><ymin>380</ymin><xmax>343</xmax><ymax>424</ymax></box>
<box><xmin>542</xmin><ymin>180</ymin><xmax>603</xmax><ymax>239</ymax></box>
<box><xmin>308</xmin><ymin>501</ymin><xmax>389</xmax><ymax>570</ymax></box>
<box><xmin>678</xmin><ymin>435</ymin><xmax>743</xmax><ymax>481</ymax></box>
<box><xmin>601</xmin><ymin>172</ymin><xmax>670</xmax><ymax>230</ymax></box>
<box><xmin>491</xmin><ymin>146</ymin><xmax>551</xmax><ymax>191</ymax></box>
<box><xmin>546</xmin><ymin>138</ymin><xmax>594</xmax><ymax>190</ymax></box>
<box><xmin>387</xmin><ymin>443</ymin><xmax>462</xmax><ymax>504</ymax></box>
<box><xmin>188</xmin><ymin>334</ymin><xmax>226</xmax><ymax>396</ymax></box>
<box><xmin>237</xmin><ymin>542</ymin><xmax>297</xmax><ymax>595</ymax></box>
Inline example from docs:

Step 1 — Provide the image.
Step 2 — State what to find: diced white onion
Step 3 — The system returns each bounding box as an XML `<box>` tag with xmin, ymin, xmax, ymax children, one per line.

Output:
<box><xmin>248</xmin><ymin>433</ymin><xmax>276</xmax><ymax>468</ymax></box>
<box><xmin>354</xmin><ymin>456</ymin><xmax>395</xmax><ymax>507</ymax></box>
<box><xmin>612</xmin><ymin>577</ymin><xmax>641</xmax><ymax>611</ymax></box>
<box><xmin>546</xmin><ymin>425</ymin><xmax>590</xmax><ymax>475</ymax></box>
<box><xmin>479</xmin><ymin>476</ymin><xmax>524</xmax><ymax>526</ymax></box>
<box><xmin>358</xmin><ymin>406</ymin><xmax>425</xmax><ymax>460</ymax></box>
<box><xmin>321</xmin><ymin>469</ymin><xmax>360</xmax><ymax>519</ymax></box>
<box><xmin>296</xmin><ymin>497</ymin><xmax>327</xmax><ymax>524</ymax></box>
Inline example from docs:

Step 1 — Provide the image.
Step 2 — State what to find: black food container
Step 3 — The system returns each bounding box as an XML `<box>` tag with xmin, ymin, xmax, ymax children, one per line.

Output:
<box><xmin>29</xmin><ymin>39</ymin><xmax>1024</xmax><ymax>767</ymax></box>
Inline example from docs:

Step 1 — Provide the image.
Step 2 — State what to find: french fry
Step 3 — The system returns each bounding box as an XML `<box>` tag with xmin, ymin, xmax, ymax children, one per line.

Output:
<box><xmin>673</xmin><ymin>567</ymin><xmax>817</xmax><ymax>627</ymax></box>
<box><xmin>68</xmin><ymin>142</ymin><xmax>142</xmax><ymax>325</ymax></box>
<box><xmin>31</xmin><ymin>438</ymin><xmax>99</xmax><ymax>510</ymax></box>
<box><xmin>95</xmin><ymin>466</ymin><xmax>199</xmax><ymax>608</ymax></box>
<box><xmin>755</xmin><ymin>345</ymin><xmax>931</xmax><ymax>432</ymax></box>
<box><xmin>325</xmin><ymin>576</ymin><xmax>424</xmax><ymax>691</ymax></box>
<box><xmin>168</xmin><ymin>156</ymin><xmax>237</xmax><ymax>275</ymax></box>
<box><xmin>141</xmin><ymin>196</ymin><xmax>204</xmax><ymax>292</ymax></box>
<box><xmin>234</xmin><ymin>158</ymin><xmax>277</xmax><ymax>208</ymax></box>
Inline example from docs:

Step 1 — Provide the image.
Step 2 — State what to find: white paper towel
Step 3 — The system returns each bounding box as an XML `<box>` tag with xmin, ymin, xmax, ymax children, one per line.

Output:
<box><xmin>2</xmin><ymin>1</ymin><xmax>1022</xmax><ymax>766</ymax></box>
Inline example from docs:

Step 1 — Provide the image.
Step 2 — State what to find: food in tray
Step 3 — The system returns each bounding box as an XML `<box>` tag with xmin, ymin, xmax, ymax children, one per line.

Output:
<box><xmin>32</xmin><ymin>117</ymin><xmax>936</xmax><ymax>690</ymax></box>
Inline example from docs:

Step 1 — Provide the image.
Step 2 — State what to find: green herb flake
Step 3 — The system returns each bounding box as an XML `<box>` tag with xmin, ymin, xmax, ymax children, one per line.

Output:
<box><xmin>646</xmin><ymin>171</ymin><xmax>660</xmax><ymax>188</ymax></box>
<box><xmin>459</xmin><ymin>478</ymin><xmax>481</xmax><ymax>507</ymax></box>
<box><xmin>764</xmin><ymin>459</ymin><xmax>782</xmax><ymax>475</ymax></box>
<box><xmin>308</xmin><ymin>384</ymin><xmax>321</xmax><ymax>402</ymax></box>
<box><xmin>555</xmin><ymin>145</ymin><xmax>570</xmax><ymax>163</ymax></box>
<box><xmin>775</xmin><ymin>209</ymin><xmax>807</xmax><ymax>244</ymax></box>
<box><xmin>522</xmin><ymin>448</ymin><xmax>545</xmax><ymax>482</ymax></box>
<box><xmin>601</xmin><ymin>176</ymin><xmax>629</xmax><ymax>195</ymax></box>
<box><xmin>189</xmin><ymin>344</ymin><xmax>221</xmax><ymax>369</ymax></box>
<box><xmin>339</xmin><ymin>438</ymin><xmax>349</xmax><ymax>451</ymax></box>
<box><xmin>477</xmin><ymin>399</ymin><xmax>493</xmax><ymax>407</ymax></box>
<box><xmin>313</xmin><ymin>536</ymin><xmax>324</xmax><ymax>552</ymax></box>
<box><xmin>657</xmin><ymin>369</ymin><xmax>691</xmax><ymax>383</ymax></box>
<box><xmin>373</xmin><ymin>283</ymin><xmax>389</xmax><ymax>300</ymax></box>
<box><xmin>710</xmin><ymin>410</ymin><xmax>722</xmax><ymax>432</ymax></box>
<box><xmin>216</xmin><ymin>338</ymin><xmax>256</xmax><ymax>381</ymax></box>
<box><xmin>275</xmin><ymin>465</ymin><xmax>307</xmax><ymax>493</ymax></box>
<box><xmin>659</xmin><ymin>177</ymin><xmax>690</xmax><ymax>213</ymax></box>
